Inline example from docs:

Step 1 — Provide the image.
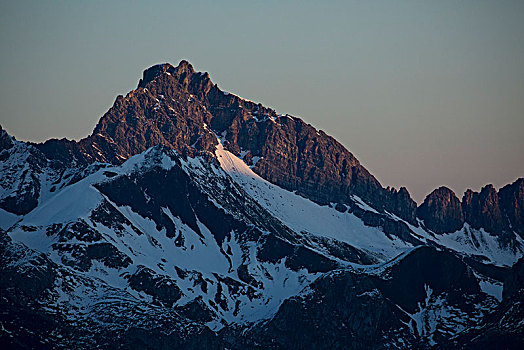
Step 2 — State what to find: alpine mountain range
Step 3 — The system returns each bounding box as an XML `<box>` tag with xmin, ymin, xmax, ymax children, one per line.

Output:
<box><xmin>1</xmin><ymin>60</ymin><xmax>523</xmax><ymax>349</ymax></box>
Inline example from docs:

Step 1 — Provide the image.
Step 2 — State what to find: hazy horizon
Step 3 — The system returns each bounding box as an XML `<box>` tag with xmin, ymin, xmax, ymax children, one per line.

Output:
<box><xmin>1</xmin><ymin>1</ymin><xmax>523</xmax><ymax>203</ymax></box>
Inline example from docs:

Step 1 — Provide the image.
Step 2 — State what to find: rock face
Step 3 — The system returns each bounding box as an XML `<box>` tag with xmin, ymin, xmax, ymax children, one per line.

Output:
<box><xmin>0</xmin><ymin>125</ymin><xmax>13</xmax><ymax>152</ymax></box>
<box><xmin>374</xmin><ymin>247</ymin><xmax>480</xmax><ymax>311</ymax></box>
<box><xmin>417</xmin><ymin>179</ymin><xmax>524</xmax><ymax>236</ymax></box>
<box><xmin>503</xmin><ymin>255</ymin><xmax>524</xmax><ymax>300</ymax></box>
<box><xmin>462</xmin><ymin>185</ymin><xmax>506</xmax><ymax>234</ymax></box>
<box><xmin>499</xmin><ymin>178</ymin><xmax>524</xmax><ymax>239</ymax></box>
<box><xmin>387</xmin><ymin>186</ymin><xmax>418</xmax><ymax>224</ymax></box>
<box><xmin>417</xmin><ymin>187</ymin><xmax>464</xmax><ymax>234</ymax></box>
<box><xmin>0</xmin><ymin>131</ymin><xmax>47</xmax><ymax>215</ymax></box>
<box><xmin>441</xmin><ymin>256</ymin><xmax>524</xmax><ymax>350</ymax></box>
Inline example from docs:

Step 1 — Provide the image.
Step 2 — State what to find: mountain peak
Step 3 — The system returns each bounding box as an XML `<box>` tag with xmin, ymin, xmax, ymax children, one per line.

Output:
<box><xmin>137</xmin><ymin>60</ymin><xmax>196</xmax><ymax>88</ymax></box>
<box><xmin>138</xmin><ymin>63</ymin><xmax>175</xmax><ymax>88</ymax></box>
<box><xmin>0</xmin><ymin>124</ymin><xmax>14</xmax><ymax>151</ymax></box>
<box><xmin>176</xmin><ymin>59</ymin><xmax>194</xmax><ymax>74</ymax></box>
<box><xmin>417</xmin><ymin>186</ymin><xmax>464</xmax><ymax>233</ymax></box>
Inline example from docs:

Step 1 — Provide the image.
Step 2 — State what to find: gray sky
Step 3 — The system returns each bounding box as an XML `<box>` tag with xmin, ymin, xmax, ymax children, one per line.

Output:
<box><xmin>1</xmin><ymin>0</ymin><xmax>523</xmax><ymax>203</ymax></box>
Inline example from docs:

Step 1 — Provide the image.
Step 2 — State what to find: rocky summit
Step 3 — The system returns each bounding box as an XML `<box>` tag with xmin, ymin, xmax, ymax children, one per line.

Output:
<box><xmin>1</xmin><ymin>60</ymin><xmax>523</xmax><ymax>349</ymax></box>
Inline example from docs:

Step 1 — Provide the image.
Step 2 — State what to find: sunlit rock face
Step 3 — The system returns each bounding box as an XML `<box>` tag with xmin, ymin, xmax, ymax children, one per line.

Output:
<box><xmin>417</xmin><ymin>186</ymin><xmax>464</xmax><ymax>234</ymax></box>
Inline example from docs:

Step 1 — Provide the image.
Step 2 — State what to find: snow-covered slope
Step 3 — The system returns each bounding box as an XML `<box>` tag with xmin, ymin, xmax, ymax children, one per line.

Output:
<box><xmin>215</xmin><ymin>140</ymin><xmax>523</xmax><ymax>267</ymax></box>
<box><xmin>6</xmin><ymin>146</ymin><xmax>322</xmax><ymax>330</ymax></box>
<box><xmin>216</xmin><ymin>140</ymin><xmax>413</xmax><ymax>262</ymax></box>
